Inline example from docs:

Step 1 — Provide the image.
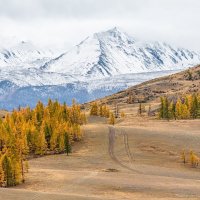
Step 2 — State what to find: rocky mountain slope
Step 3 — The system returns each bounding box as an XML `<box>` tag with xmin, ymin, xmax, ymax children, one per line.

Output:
<box><xmin>0</xmin><ymin>41</ymin><xmax>54</xmax><ymax>69</ymax></box>
<box><xmin>42</xmin><ymin>27</ymin><xmax>200</xmax><ymax>80</ymax></box>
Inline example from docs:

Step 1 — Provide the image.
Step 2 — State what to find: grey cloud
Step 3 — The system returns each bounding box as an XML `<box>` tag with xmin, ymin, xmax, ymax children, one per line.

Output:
<box><xmin>0</xmin><ymin>0</ymin><xmax>199</xmax><ymax>20</ymax></box>
<box><xmin>0</xmin><ymin>0</ymin><xmax>199</xmax><ymax>51</ymax></box>
<box><xmin>0</xmin><ymin>0</ymin><xmax>152</xmax><ymax>19</ymax></box>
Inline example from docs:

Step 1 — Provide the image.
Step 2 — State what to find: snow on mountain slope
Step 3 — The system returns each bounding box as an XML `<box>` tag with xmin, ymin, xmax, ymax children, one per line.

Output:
<box><xmin>41</xmin><ymin>27</ymin><xmax>200</xmax><ymax>80</ymax></box>
<box><xmin>0</xmin><ymin>70</ymin><xmax>178</xmax><ymax>110</ymax></box>
<box><xmin>86</xmin><ymin>69</ymin><xmax>180</xmax><ymax>92</ymax></box>
<box><xmin>0</xmin><ymin>68</ymin><xmax>78</xmax><ymax>87</ymax></box>
<box><xmin>0</xmin><ymin>27</ymin><xmax>200</xmax><ymax>110</ymax></box>
<box><xmin>0</xmin><ymin>41</ymin><xmax>54</xmax><ymax>70</ymax></box>
<box><xmin>1</xmin><ymin>27</ymin><xmax>200</xmax><ymax>86</ymax></box>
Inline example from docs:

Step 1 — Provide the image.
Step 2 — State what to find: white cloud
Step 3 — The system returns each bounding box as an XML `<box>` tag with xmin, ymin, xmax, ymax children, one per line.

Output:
<box><xmin>0</xmin><ymin>0</ymin><xmax>199</xmax><ymax>51</ymax></box>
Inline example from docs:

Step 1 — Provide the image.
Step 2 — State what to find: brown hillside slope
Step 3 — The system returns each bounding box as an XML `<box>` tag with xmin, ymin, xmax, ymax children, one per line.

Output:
<box><xmin>92</xmin><ymin>65</ymin><xmax>200</xmax><ymax>106</ymax></box>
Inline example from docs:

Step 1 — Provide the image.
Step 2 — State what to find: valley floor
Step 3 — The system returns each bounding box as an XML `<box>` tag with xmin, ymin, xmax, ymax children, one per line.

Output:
<box><xmin>0</xmin><ymin>116</ymin><xmax>200</xmax><ymax>199</ymax></box>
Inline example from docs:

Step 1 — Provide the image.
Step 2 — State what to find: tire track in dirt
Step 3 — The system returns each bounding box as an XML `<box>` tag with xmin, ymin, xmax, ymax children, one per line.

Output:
<box><xmin>122</xmin><ymin>130</ymin><xmax>134</xmax><ymax>164</ymax></box>
<box><xmin>108</xmin><ymin>126</ymin><xmax>142</xmax><ymax>174</ymax></box>
<box><xmin>30</xmin><ymin>194</ymin><xmax>40</xmax><ymax>200</ymax></box>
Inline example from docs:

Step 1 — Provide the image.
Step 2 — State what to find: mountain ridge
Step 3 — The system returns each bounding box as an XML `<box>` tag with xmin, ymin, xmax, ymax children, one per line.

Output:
<box><xmin>0</xmin><ymin>27</ymin><xmax>200</xmax><ymax>110</ymax></box>
<box><xmin>41</xmin><ymin>27</ymin><xmax>200</xmax><ymax>80</ymax></box>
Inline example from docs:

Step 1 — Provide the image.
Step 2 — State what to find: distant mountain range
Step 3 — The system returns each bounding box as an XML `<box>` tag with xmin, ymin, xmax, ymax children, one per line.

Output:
<box><xmin>0</xmin><ymin>27</ymin><xmax>200</xmax><ymax>110</ymax></box>
<box><xmin>41</xmin><ymin>27</ymin><xmax>200</xmax><ymax>80</ymax></box>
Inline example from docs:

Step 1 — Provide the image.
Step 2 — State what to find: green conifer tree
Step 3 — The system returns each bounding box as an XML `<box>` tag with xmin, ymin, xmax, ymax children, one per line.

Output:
<box><xmin>64</xmin><ymin>133</ymin><xmax>71</xmax><ymax>156</ymax></box>
<box><xmin>1</xmin><ymin>154</ymin><xmax>15</xmax><ymax>187</ymax></box>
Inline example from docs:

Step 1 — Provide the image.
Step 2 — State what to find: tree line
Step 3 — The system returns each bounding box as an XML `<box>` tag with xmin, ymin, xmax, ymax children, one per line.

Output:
<box><xmin>0</xmin><ymin>99</ymin><xmax>86</xmax><ymax>187</ymax></box>
<box><xmin>90</xmin><ymin>102</ymin><xmax>110</xmax><ymax>118</ymax></box>
<box><xmin>90</xmin><ymin>102</ymin><xmax>117</xmax><ymax>125</ymax></box>
<box><xmin>159</xmin><ymin>94</ymin><xmax>200</xmax><ymax>120</ymax></box>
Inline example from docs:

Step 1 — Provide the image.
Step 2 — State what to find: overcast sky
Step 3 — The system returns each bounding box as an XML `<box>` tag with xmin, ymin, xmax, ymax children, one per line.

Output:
<box><xmin>0</xmin><ymin>0</ymin><xmax>199</xmax><ymax>51</ymax></box>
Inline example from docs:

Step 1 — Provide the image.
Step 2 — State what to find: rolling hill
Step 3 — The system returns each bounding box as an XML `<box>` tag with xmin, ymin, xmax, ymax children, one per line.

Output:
<box><xmin>92</xmin><ymin>65</ymin><xmax>200</xmax><ymax>106</ymax></box>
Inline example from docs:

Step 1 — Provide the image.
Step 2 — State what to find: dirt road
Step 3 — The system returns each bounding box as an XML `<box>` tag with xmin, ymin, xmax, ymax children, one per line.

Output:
<box><xmin>108</xmin><ymin>126</ymin><xmax>139</xmax><ymax>173</ymax></box>
<box><xmin>0</xmin><ymin>116</ymin><xmax>200</xmax><ymax>200</ymax></box>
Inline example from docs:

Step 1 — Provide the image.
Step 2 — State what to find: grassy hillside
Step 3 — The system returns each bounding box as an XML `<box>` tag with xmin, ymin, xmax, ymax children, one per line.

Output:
<box><xmin>91</xmin><ymin>65</ymin><xmax>200</xmax><ymax>106</ymax></box>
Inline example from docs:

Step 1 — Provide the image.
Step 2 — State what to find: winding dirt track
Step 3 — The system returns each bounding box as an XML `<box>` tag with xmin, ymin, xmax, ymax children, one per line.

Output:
<box><xmin>1</xmin><ymin>117</ymin><xmax>200</xmax><ymax>199</ymax></box>
<box><xmin>108</xmin><ymin>126</ymin><xmax>141</xmax><ymax>174</ymax></box>
<box><xmin>122</xmin><ymin>129</ymin><xmax>134</xmax><ymax>163</ymax></box>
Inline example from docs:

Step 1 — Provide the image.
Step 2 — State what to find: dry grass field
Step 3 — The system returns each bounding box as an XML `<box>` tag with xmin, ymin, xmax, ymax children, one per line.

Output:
<box><xmin>0</xmin><ymin>113</ymin><xmax>200</xmax><ymax>200</ymax></box>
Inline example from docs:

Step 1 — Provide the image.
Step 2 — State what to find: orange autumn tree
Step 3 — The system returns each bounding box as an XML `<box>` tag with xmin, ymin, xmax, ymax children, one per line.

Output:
<box><xmin>0</xmin><ymin>99</ymin><xmax>86</xmax><ymax>187</ymax></box>
<box><xmin>90</xmin><ymin>102</ymin><xmax>110</xmax><ymax>118</ymax></box>
<box><xmin>159</xmin><ymin>94</ymin><xmax>200</xmax><ymax>120</ymax></box>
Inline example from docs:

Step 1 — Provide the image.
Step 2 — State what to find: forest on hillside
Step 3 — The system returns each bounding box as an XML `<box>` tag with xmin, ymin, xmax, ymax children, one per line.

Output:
<box><xmin>0</xmin><ymin>100</ymin><xmax>86</xmax><ymax>187</ymax></box>
<box><xmin>159</xmin><ymin>94</ymin><xmax>200</xmax><ymax>120</ymax></box>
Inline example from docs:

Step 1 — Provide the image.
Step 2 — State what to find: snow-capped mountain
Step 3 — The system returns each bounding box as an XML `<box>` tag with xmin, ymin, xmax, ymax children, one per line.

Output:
<box><xmin>41</xmin><ymin>27</ymin><xmax>200</xmax><ymax>80</ymax></box>
<box><xmin>0</xmin><ymin>41</ymin><xmax>54</xmax><ymax>70</ymax></box>
<box><xmin>0</xmin><ymin>27</ymin><xmax>200</xmax><ymax>110</ymax></box>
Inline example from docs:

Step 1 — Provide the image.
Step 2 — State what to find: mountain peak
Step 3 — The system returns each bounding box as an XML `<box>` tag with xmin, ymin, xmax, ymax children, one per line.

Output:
<box><xmin>40</xmin><ymin>27</ymin><xmax>200</xmax><ymax>80</ymax></box>
<box><xmin>94</xmin><ymin>27</ymin><xmax>135</xmax><ymax>45</ymax></box>
<box><xmin>100</xmin><ymin>27</ymin><xmax>126</xmax><ymax>37</ymax></box>
<box><xmin>107</xmin><ymin>26</ymin><xmax>122</xmax><ymax>33</ymax></box>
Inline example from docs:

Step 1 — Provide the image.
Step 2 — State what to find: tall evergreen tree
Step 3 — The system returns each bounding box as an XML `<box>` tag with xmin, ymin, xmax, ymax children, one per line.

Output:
<box><xmin>64</xmin><ymin>133</ymin><xmax>71</xmax><ymax>156</ymax></box>
<box><xmin>1</xmin><ymin>154</ymin><xmax>15</xmax><ymax>187</ymax></box>
<box><xmin>159</xmin><ymin>97</ymin><xmax>164</xmax><ymax>119</ymax></box>
<box><xmin>190</xmin><ymin>94</ymin><xmax>198</xmax><ymax>119</ymax></box>
<box><xmin>109</xmin><ymin>113</ymin><xmax>115</xmax><ymax>125</ymax></box>
<box><xmin>163</xmin><ymin>97</ymin><xmax>169</xmax><ymax>120</ymax></box>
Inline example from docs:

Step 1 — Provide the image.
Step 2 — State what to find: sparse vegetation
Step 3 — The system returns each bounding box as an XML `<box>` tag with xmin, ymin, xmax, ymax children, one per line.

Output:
<box><xmin>120</xmin><ymin>111</ymin><xmax>126</xmax><ymax>118</ymax></box>
<box><xmin>148</xmin><ymin>104</ymin><xmax>152</xmax><ymax>116</ymax></box>
<box><xmin>197</xmin><ymin>70</ymin><xmax>200</xmax><ymax>77</ymax></box>
<box><xmin>127</xmin><ymin>93</ymin><xmax>134</xmax><ymax>104</ymax></box>
<box><xmin>114</xmin><ymin>103</ymin><xmax>119</xmax><ymax>118</ymax></box>
<box><xmin>181</xmin><ymin>150</ymin><xmax>186</xmax><ymax>164</ymax></box>
<box><xmin>181</xmin><ymin>150</ymin><xmax>200</xmax><ymax>168</ymax></box>
<box><xmin>138</xmin><ymin>103</ymin><xmax>146</xmax><ymax>115</ymax></box>
<box><xmin>190</xmin><ymin>151</ymin><xmax>200</xmax><ymax>167</ymax></box>
<box><xmin>109</xmin><ymin>113</ymin><xmax>115</xmax><ymax>125</ymax></box>
<box><xmin>186</xmin><ymin>70</ymin><xmax>193</xmax><ymax>81</ymax></box>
